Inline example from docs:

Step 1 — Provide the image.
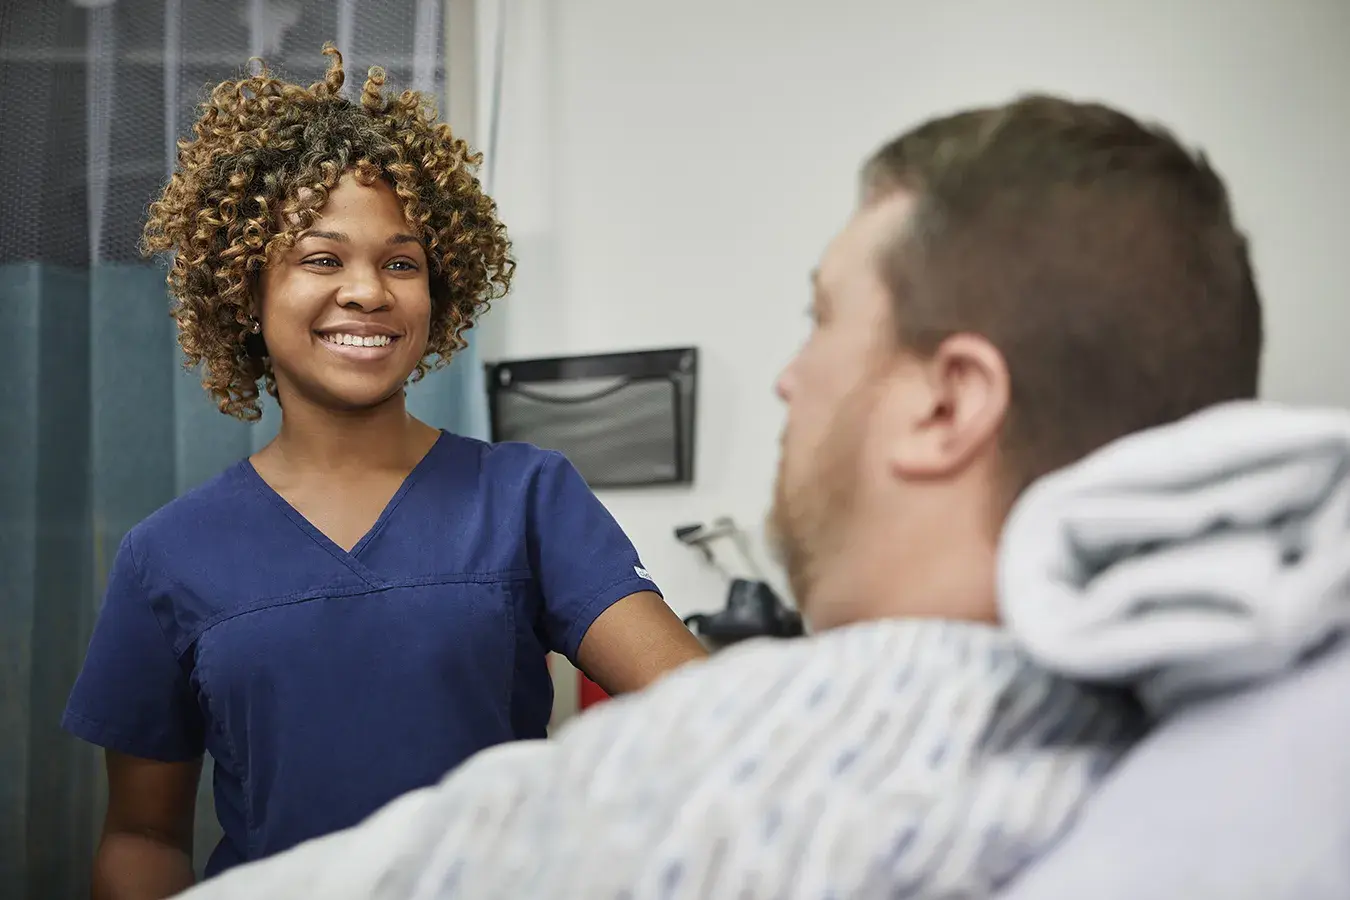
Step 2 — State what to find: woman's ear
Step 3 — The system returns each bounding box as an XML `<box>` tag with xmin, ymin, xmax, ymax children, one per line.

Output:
<box><xmin>243</xmin><ymin>276</ymin><xmax>268</xmax><ymax>360</ymax></box>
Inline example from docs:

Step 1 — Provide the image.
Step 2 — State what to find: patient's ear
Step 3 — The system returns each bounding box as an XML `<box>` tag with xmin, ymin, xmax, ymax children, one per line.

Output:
<box><xmin>880</xmin><ymin>334</ymin><xmax>1009</xmax><ymax>479</ymax></box>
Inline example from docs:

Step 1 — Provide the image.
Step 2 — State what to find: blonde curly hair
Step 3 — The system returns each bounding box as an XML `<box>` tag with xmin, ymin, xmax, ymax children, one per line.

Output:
<box><xmin>142</xmin><ymin>43</ymin><xmax>514</xmax><ymax>421</ymax></box>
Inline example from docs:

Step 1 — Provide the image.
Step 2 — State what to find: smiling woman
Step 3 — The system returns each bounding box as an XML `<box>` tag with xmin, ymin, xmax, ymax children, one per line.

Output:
<box><xmin>257</xmin><ymin>175</ymin><xmax>436</xmax><ymax>414</ymax></box>
<box><xmin>141</xmin><ymin>44</ymin><xmax>509</xmax><ymax>422</ymax></box>
<box><xmin>62</xmin><ymin>44</ymin><xmax>706</xmax><ymax>897</ymax></box>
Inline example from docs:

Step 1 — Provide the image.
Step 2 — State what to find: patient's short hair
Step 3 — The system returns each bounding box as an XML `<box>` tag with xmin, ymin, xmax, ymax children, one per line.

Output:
<box><xmin>864</xmin><ymin>96</ymin><xmax>1264</xmax><ymax>506</ymax></box>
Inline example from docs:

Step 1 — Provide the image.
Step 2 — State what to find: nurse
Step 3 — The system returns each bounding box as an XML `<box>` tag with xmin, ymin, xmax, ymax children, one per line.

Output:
<box><xmin>62</xmin><ymin>45</ymin><xmax>706</xmax><ymax>896</ymax></box>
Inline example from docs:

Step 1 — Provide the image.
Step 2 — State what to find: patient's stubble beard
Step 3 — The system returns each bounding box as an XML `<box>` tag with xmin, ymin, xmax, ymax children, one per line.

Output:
<box><xmin>767</xmin><ymin>384</ymin><xmax>874</xmax><ymax>623</ymax></box>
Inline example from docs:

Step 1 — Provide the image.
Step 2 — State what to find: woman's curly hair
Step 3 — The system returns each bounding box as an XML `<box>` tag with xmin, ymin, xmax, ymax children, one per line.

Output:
<box><xmin>142</xmin><ymin>43</ymin><xmax>514</xmax><ymax>421</ymax></box>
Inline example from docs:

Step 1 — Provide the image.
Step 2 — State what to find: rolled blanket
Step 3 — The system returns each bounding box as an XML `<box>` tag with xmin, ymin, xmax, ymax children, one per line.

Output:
<box><xmin>999</xmin><ymin>400</ymin><xmax>1350</xmax><ymax>714</ymax></box>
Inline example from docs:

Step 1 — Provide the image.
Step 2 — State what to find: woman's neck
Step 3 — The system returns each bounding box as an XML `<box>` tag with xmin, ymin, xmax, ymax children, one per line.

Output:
<box><xmin>257</xmin><ymin>391</ymin><xmax>441</xmax><ymax>477</ymax></box>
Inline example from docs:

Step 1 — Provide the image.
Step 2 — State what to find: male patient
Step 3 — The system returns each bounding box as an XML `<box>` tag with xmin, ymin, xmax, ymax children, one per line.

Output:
<box><xmin>177</xmin><ymin>95</ymin><xmax>1320</xmax><ymax>898</ymax></box>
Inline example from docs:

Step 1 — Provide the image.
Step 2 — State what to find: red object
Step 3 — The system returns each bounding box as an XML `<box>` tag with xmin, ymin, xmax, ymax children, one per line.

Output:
<box><xmin>578</xmin><ymin>673</ymin><xmax>610</xmax><ymax>710</ymax></box>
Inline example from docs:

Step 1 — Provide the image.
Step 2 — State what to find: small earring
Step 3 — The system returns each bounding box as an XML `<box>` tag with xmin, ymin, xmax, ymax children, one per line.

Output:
<box><xmin>248</xmin><ymin>317</ymin><xmax>262</xmax><ymax>334</ymax></box>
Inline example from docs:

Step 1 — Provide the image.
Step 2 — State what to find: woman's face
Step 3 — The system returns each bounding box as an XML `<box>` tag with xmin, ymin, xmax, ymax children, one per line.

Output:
<box><xmin>257</xmin><ymin>173</ymin><xmax>432</xmax><ymax>414</ymax></box>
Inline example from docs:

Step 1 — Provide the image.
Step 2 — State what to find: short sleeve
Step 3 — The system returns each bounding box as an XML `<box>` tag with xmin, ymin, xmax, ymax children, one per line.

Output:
<box><xmin>527</xmin><ymin>452</ymin><xmax>664</xmax><ymax>661</ymax></box>
<box><xmin>62</xmin><ymin>533</ymin><xmax>205</xmax><ymax>762</ymax></box>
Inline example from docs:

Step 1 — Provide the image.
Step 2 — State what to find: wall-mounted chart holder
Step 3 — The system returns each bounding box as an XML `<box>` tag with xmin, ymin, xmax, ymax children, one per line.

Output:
<box><xmin>485</xmin><ymin>347</ymin><xmax>698</xmax><ymax>488</ymax></box>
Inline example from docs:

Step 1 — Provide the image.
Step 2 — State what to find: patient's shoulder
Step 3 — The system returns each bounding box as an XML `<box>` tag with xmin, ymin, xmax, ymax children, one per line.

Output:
<box><xmin>549</xmin><ymin>618</ymin><xmax>1024</xmax><ymax>783</ymax></box>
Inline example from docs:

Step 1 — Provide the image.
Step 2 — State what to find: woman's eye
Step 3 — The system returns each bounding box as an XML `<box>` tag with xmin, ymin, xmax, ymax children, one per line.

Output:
<box><xmin>386</xmin><ymin>259</ymin><xmax>419</xmax><ymax>272</ymax></box>
<box><xmin>304</xmin><ymin>256</ymin><xmax>339</xmax><ymax>268</ymax></box>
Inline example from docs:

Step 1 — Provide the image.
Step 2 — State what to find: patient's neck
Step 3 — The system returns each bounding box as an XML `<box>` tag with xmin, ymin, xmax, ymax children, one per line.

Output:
<box><xmin>810</xmin><ymin>488</ymin><xmax>1001</xmax><ymax>630</ymax></box>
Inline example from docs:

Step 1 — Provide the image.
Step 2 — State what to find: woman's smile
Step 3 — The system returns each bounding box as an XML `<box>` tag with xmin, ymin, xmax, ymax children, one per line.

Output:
<box><xmin>315</xmin><ymin>324</ymin><xmax>404</xmax><ymax>363</ymax></box>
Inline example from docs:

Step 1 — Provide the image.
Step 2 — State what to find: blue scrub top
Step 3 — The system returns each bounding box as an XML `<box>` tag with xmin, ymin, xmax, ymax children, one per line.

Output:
<box><xmin>62</xmin><ymin>433</ymin><xmax>661</xmax><ymax>877</ymax></box>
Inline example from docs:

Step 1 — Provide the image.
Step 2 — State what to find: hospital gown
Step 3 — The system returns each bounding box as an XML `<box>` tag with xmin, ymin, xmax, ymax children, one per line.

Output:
<box><xmin>180</xmin><ymin>618</ymin><xmax>1143</xmax><ymax>899</ymax></box>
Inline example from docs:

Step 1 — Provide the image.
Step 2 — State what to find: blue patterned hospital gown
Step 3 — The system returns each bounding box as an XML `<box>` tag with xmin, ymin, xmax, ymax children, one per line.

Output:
<box><xmin>180</xmin><ymin>620</ymin><xmax>1145</xmax><ymax>900</ymax></box>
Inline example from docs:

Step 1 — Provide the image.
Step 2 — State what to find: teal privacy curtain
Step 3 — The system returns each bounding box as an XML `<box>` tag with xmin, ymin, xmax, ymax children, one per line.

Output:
<box><xmin>0</xmin><ymin>2</ymin><xmax>481</xmax><ymax>896</ymax></box>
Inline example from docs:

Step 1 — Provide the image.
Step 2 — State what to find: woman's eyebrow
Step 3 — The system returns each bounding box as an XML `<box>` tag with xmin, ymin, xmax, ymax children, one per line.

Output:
<box><xmin>297</xmin><ymin>230</ymin><xmax>421</xmax><ymax>246</ymax></box>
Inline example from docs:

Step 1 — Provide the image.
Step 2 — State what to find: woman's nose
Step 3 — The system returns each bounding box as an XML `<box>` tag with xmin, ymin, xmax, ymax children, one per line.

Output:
<box><xmin>336</xmin><ymin>265</ymin><xmax>390</xmax><ymax>311</ymax></box>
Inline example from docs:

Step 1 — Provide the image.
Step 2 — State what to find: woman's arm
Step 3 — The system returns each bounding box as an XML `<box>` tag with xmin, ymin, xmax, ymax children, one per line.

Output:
<box><xmin>576</xmin><ymin>590</ymin><xmax>707</xmax><ymax>695</ymax></box>
<box><xmin>93</xmin><ymin>750</ymin><xmax>201</xmax><ymax>900</ymax></box>
<box><xmin>522</xmin><ymin>450</ymin><xmax>707</xmax><ymax>692</ymax></box>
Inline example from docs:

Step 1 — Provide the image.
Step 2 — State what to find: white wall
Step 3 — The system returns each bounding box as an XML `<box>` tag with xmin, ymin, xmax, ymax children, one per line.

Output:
<box><xmin>481</xmin><ymin>0</ymin><xmax>1350</xmax><ymax>620</ymax></box>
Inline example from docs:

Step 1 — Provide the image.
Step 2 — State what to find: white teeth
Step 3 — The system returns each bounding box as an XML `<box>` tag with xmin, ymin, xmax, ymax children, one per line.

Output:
<box><xmin>323</xmin><ymin>333</ymin><xmax>393</xmax><ymax>347</ymax></box>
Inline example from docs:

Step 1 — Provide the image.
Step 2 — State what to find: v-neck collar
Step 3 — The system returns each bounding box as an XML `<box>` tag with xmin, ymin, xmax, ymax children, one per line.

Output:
<box><xmin>238</xmin><ymin>430</ymin><xmax>448</xmax><ymax>587</ymax></box>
